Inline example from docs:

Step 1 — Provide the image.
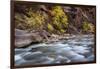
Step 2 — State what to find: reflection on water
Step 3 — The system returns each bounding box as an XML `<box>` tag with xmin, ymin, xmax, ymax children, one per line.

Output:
<box><xmin>15</xmin><ymin>35</ymin><xmax>95</xmax><ymax>66</ymax></box>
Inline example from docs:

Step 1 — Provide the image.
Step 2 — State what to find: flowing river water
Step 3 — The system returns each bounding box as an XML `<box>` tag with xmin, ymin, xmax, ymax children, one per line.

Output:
<box><xmin>15</xmin><ymin>35</ymin><xmax>95</xmax><ymax>66</ymax></box>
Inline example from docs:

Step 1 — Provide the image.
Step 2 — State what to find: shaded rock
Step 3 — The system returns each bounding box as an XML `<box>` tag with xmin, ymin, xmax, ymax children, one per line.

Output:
<box><xmin>15</xmin><ymin>29</ymin><xmax>33</xmax><ymax>48</ymax></box>
<box><xmin>15</xmin><ymin>39</ymin><xmax>33</xmax><ymax>48</ymax></box>
<box><xmin>15</xmin><ymin>29</ymin><xmax>43</xmax><ymax>48</ymax></box>
<box><xmin>15</xmin><ymin>29</ymin><xmax>28</xmax><ymax>35</ymax></box>
<box><xmin>31</xmin><ymin>34</ymin><xmax>43</xmax><ymax>43</ymax></box>
<box><xmin>31</xmin><ymin>30</ymin><xmax>50</xmax><ymax>40</ymax></box>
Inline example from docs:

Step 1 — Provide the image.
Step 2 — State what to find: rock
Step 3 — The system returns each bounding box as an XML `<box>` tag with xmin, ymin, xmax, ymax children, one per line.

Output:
<box><xmin>46</xmin><ymin>38</ymin><xmax>59</xmax><ymax>44</ymax></box>
<box><xmin>15</xmin><ymin>29</ymin><xmax>28</xmax><ymax>35</ymax></box>
<box><xmin>15</xmin><ymin>39</ymin><xmax>33</xmax><ymax>48</ymax></box>
<box><xmin>31</xmin><ymin>33</ymin><xmax>43</xmax><ymax>43</ymax></box>
<box><xmin>15</xmin><ymin>29</ymin><xmax>33</xmax><ymax>48</ymax></box>
<box><xmin>63</xmin><ymin>7</ymin><xmax>72</xmax><ymax>13</ymax></box>
<box><xmin>50</xmin><ymin>34</ymin><xmax>59</xmax><ymax>38</ymax></box>
<box><xmin>31</xmin><ymin>30</ymin><xmax>51</xmax><ymax>42</ymax></box>
<box><xmin>31</xmin><ymin>30</ymin><xmax>50</xmax><ymax>40</ymax></box>
<box><xmin>15</xmin><ymin>29</ymin><xmax>43</xmax><ymax>48</ymax></box>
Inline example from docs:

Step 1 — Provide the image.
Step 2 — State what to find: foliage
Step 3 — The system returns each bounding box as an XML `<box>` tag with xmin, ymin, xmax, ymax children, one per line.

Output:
<box><xmin>27</xmin><ymin>11</ymin><xmax>45</xmax><ymax>30</ymax></box>
<box><xmin>47</xmin><ymin>23</ymin><xmax>54</xmax><ymax>32</ymax></box>
<box><xmin>15</xmin><ymin>9</ymin><xmax>45</xmax><ymax>30</ymax></box>
<box><xmin>15</xmin><ymin>4</ymin><xmax>95</xmax><ymax>34</ymax></box>
<box><xmin>51</xmin><ymin>6</ymin><xmax>68</xmax><ymax>33</ymax></box>
<box><xmin>82</xmin><ymin>21</ymin><xmax>94</xmax><ymax>33</ymax></box>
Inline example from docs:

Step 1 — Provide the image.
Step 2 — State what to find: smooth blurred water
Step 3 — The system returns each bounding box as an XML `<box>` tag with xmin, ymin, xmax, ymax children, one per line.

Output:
<box><xmin>15</xmin><ymin>35</ymin><xmax>95</xmax><ymax>66</ymax></box>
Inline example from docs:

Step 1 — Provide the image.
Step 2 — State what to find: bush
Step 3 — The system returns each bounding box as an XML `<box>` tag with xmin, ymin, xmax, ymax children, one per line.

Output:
<box><xmin>82</xmin><ymin>21</ymin><xmax>94</xmax><ymax>33</ymax></box>
<box><xmin>47</xmin><ymin>23</ymin><xmax>54</xmax><ymax>32</ymax></box>
<box><xmin>51</xmin><ymin>6</ymin><xmax>68</xmax><ymax>33</ymax></box>
<box><xmin>15</xmin><ymin>9</ymin><xmax>45</xmax><ymax>31</ymax></box>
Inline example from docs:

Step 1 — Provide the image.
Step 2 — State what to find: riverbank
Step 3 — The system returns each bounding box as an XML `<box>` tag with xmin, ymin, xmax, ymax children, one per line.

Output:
<box><xmin>15</xmin><ymin>29</ymin><xmax>71</xmax><ymax>48</ymax></box>
<box><xmin>15</xmin><ymin>29</ymin><xmax>94</xmax><ymax>48</ymax></box>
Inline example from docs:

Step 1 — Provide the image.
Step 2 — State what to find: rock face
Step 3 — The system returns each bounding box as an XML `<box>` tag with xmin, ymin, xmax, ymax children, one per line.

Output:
<box><xmin>15</xmin><ymin>29</ymin><xmax>77</xmax><ymax>48</ymax></box>
<box><xmin>15</xmin><ymin>29</ymin><xmax>43</xmax><ymax>48</ymax></box>
<box><xmin>15</xmin><ymin>29</ymin><xmax>70</xmax><ymax>48</ymax></box>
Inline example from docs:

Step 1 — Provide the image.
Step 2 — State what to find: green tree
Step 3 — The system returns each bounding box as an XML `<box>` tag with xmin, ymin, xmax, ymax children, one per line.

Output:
<box><xmin>82</xmin><ymin>21</ymin><xmax>94</xmax><ymax>33</ymax></box>
<box><xmin>51</xmin><ymin>6</ymin><xmax>68</xmax><ymax>33</ymax></box>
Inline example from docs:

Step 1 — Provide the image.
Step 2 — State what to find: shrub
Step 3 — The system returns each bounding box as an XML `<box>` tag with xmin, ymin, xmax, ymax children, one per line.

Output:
<box><xmin>15</xmin><ymin>9</ymin><xmax>45</xmax><ymax>31</ymax></box>
<box><xmin>51</xmin><ymin>6</ymin><xmax>68</xmax><ymax>33</ymax></box>
<box><xmin>47</xmin><ymin>23</ymin><xmax>54</xmax><ymax>32</ymax></box>
<box><xmin>82</xmin><ymin>21</ymin><xmax>94</xmax><ymax>33</ymax></box>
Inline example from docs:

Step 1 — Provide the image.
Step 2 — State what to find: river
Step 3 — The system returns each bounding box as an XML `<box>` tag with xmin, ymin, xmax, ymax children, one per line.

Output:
<box><xmin>15</xmin><ymin>35</ymin><xmax>95</xmax><ymax>66</ymax></box>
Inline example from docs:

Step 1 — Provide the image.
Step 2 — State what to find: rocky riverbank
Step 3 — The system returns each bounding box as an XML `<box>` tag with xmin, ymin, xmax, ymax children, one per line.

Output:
<box><xmin>15</xmin><ymin>29</ymin><xmax>73</xmax><ymax>48</ymax></box>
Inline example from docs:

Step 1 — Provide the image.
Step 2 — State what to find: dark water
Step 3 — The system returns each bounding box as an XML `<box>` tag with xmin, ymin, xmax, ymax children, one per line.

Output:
<box><xmin>15</xmin><ymin>35</ymin><xmax>95</xmax><ymax>66</ymax></box>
